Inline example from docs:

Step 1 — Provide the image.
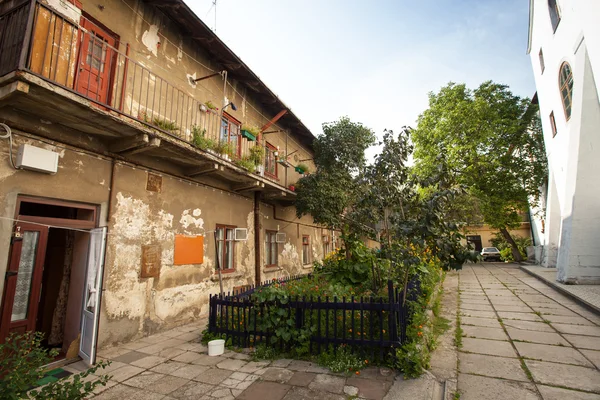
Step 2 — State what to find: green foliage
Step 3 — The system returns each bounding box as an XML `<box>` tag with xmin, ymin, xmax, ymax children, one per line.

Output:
<box><xmin>411</xmin><ymin>81</ymin><xmax>548</xmax><ymax>261</ymax></box>
<box><xmin>251</xmin><ymin>344</ymin><xmax>279</xmax><ymax>361</ymax></box>
<box><xmin>191</xmin><ymin>126</ymin><xmax>217</xmax><ymax>151</ymax></box>
<box><xmin>0</xmin><ymin>332</ymin><xmax>110</xmax><ymax>400</ymax></box>
<box><xmin>249</xmin><ymin>145</ymin><xmax>265</xmax><ymax>165</ymax></box>
<box><xmin>215</xmin><ymin>141</ymin><xmax>235</xmax><ymax>157</ymax></box>
<box><xmin>205</xmin><ymin>100</ymin><xmax>217</xmax><ymax>110</ymax></box>
<box><xmin>490</xmin><ymin>232</ymin><xmax>531</xmax><ymax>261</ymax></box>
<box><xmin>295</xmin><ymin>117</ymin><xmax>376</xmax><ymax>241</ymax></box>
<box><xmin>242</xmin><ymin>124</ymin><xmax>261</xmax><ymax>137</ymax></box>
<box><xmin>153</xmin><ymin>118</ymin><xmax>179</xmax><ymax>132</ymax></box>
<box><xmin>234</xmin><ymin>156</ymin><xmax>257</xmax><ymax>173</ymax></box>
<box><xmin>395</xmin><ymin>265</ymin><xmax>444</xmax><ymax>378</ymax></box>
<box><xmin>318</xmin><ymin>345</ymin><xmax>367</xmax><ymax>375</ymax></box>
<box><xmin>295</xmin><ymin>163</ymin><xmax>309</xmax><ymax>173</ymax></box>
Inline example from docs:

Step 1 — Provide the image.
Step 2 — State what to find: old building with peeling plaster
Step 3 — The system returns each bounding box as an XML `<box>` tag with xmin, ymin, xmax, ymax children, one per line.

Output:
<box><xmin>0</xmin><ymin>0</ymin><xmax>336</xmax><ymax>365</ymax></box>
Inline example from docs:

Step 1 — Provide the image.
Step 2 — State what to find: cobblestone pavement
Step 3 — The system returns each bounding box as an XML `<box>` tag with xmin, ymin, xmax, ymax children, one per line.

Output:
<box><xmin>456</xmin><ymin>263</ymin><xmax>600</xmax><ymax>400</ymax></box>
<box><xmin>75</xmin><ymin>320</ymin><xmax>399</xmax><ymax>400</ymax></box>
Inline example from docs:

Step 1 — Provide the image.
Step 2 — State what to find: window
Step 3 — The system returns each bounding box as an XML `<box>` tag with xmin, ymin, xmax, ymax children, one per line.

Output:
<box><xmin>559</xmin><ymin>62</ymin><xmax>573</xmax><ymax>120</ymax></box>
<box><xmin>265</xmin><ymin>230</ymin><xmax>278</xmax><ymax>267</ymax></box>
<box><xmin>549</xmin><ymin>111</ymin><xmax>559</xmax><ymax>137</ymax></box>
<box><xmin>216</xmin><ymin>225</ymin><xmax>236</xmax><ymax>271</ymax></box>
<box><xmin>220</xmin><ymin>113</ymin><xmax>241</xmax><ymax>157</ymax></box>
<box><xmin>322</xmin><ymin>235</ymin><xmax>330</xmax><ymax>257</ymax></box>
<box><xmin>265</xmin><ymin>143</ymin><xmax>278</xmax><ymax>178</ymax></box>
<box><xmin>302</xmin><ymin>235</ymin><xmax>310</xmax><ymax>265</ymax></box>
<box><xmin>539</xmin><ymin>49</ymin><xmax>545</xmax><ymax>73</ymax></box>
<box><xmin>548</xmin><ymin>0</ymin><xmax>561</xmax><ymax>32</ymax></box>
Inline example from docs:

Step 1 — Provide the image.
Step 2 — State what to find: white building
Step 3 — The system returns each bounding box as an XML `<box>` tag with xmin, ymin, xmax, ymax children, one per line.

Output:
<box><xmin>527</xmin><ymin>0</ymin><xmax>600</xmax><ymax>284</ymax></box>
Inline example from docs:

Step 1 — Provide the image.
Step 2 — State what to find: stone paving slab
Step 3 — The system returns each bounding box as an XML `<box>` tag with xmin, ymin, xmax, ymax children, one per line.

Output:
<box><xmin>457</xmin><ymin>373</ymin><xmax>539</xmax><ymax>400</ymax></box>
<box><xmin>581</xmin><ymin>349</ymin><xmax>600</xmax><ymax>369</ymax></box>
<box><xmin>461</xmin><ymin>337</ymin><xmax>518</xmax><ymax>357</ymax></box>
<box><xmin>461</xmin><ymin>316</ymin><xmax>502</xmax><ymax>328</ymax></box>
<box><xmin>514</xmin><ymin>342</ymin><xmax>594</xmax><ymax>367</ymax></box>
<box><xmin>501</xmin><ymin>319</ymin><xmax>556</xmax><ymax>333</ymax></box>
<box><xmin>551</xmin><ymin>323</ymin><xmax>600</xmax><ymax>336</ymax></box>
<box><xmin>526</xmin><ymin>359</ymin><xmax>600</xmax><ymax>393</ymax></box>
<box><xmin>506</xmin><ymin>327</ymin><xmax>571</xmax><ymax>346</ymax></box>
<box><xmin>563</xmin><ymin>334</ymin><xmax>600</xmax><ymax>351</ymax></box>
<box><xmin>458</xmin><ymin>352</ymin><xmax>529</xmax><ymax>382</ymax></box>
<box><xmin>462</xmin><ymin>325</ymin><xmax>509</xmax><ymax>341</ymax></box>
<box><xmin>537</xmin><ymin>385</ymin><xmax>600</xmax><ymax>400</ymax></box>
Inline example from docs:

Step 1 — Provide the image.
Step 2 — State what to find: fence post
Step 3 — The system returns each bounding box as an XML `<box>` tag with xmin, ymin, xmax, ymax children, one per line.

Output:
<box><xmin>387</xmin><ymin>280</ymin><xmax>397</xmax><ymax>342</ymax></box>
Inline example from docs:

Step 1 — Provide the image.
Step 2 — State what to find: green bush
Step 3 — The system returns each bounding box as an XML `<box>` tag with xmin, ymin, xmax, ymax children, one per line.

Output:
<box><xmin>0</xmin><ymin>332</ymin><xmax>111</xmax><ymax>400</ymax></box>
<box><xmin>490</xmin><ymin>233</ymin><xmax>531</xmax><ymax>261</ymax></box>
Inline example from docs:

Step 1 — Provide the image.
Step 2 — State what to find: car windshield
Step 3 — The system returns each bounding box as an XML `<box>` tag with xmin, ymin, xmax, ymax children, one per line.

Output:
<box><xmin>482</xmin><ymin>247</ymin><xmax>499</xmax><ymax>252</ymax></box>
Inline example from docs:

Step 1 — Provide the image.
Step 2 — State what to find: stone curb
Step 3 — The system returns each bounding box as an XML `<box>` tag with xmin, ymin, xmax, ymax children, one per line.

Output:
<box><xmin>519</xmin><ymin>266</ymin><xmax>600</xmax><ymax>316</ymax></box>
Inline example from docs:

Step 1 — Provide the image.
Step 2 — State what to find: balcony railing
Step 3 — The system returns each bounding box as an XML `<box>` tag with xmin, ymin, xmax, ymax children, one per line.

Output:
<box><xmin>0</xmin><ymin>0</ymin><xmax>269</xmax><ymax>175</ymax></box>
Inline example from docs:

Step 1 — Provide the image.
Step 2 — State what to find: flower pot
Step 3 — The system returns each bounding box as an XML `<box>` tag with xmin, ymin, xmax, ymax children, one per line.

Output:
<box><xmin>208</xmin><ymin>339</ymin><xmax>225</xmax><ymax>356</ymax></box>
<box><xmin>277</xmin><ymin>159</ymin><xmax>291</xmax><ymax>168</ymax></box>
<box><xmin>256</xmin><ymin>165</ymin><xmax>265</xmax><ymax>176</ymax></box>
<box><xmin>295</xmin><ymin>166</ymin><xmax>306</xmax><ymax>174</ymax></box>
<box><xmin>241</xmin><ymin>129</ymin><xmax>257</xmax><ymax>141</ymax></box>
<box><xmin>199</xmin><ymin>104</ymin><xmax>208</xmax><ymax>112</ymax></box>
<box><xmin>289</xmin><ymin>185</ymin><xmax>295</xmax><ymax>192</ymax></box>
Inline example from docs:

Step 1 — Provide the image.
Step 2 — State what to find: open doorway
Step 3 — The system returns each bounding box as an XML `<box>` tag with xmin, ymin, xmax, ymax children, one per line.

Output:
<box><xmin>35</xmin><ymin>228</ymin><xmax>90</xmax><ymax>360</ymax></box>
<box><xmin>0</xmin><ymin>196</ymin><xmax>98</xmax><ymax>363</ymax></box>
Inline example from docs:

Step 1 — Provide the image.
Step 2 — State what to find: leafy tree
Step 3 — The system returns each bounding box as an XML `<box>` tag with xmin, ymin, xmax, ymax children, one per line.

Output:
<box><xmin>295</xmin><ymin>117</ymin><xmax>376</xmax><ymax>256</ymax></box>
<box><xmin>411</xmin><ymin>82</ymin><xmax>547</xmax><ymax>261</ymax></box>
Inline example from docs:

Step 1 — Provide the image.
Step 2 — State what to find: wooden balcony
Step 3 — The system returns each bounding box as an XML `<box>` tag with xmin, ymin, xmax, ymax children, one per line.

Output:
<box><xmin>0</xmin><ymin>0</ymin><xmax>295</xmax><ymax>202</ymax></box>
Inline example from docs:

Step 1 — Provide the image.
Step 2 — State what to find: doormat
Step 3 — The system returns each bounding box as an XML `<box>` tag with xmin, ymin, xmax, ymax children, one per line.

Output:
<box><xmin>30</xmin><ymin>368</ymin><xmax>73</xmax><ymax>390</ymax></box>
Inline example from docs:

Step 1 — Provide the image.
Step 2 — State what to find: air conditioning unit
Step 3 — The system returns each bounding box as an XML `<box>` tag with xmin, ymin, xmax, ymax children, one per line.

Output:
<box><xmin>234</xmin><ymin>228</ymin><xmax>248</xmax><ymax>241</ymax></box>
<box><xmin>275</xmin><ymin>232</ymin><xmax>286</xmax><ymax>243</ymax></box>
<box><xmin>16</xmin><ymin>144</ymin><xmax>59</xmax><ymax>174</ymax></box>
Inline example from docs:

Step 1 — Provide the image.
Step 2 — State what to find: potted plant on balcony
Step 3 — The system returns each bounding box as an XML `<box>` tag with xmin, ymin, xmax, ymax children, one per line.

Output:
<box><xmin>204</xmin><ymin>100</ymin><xmax>218</xmax><ymax>111</ymax></box>
<box><xmin>276</xmin><ymin>152</ymin><xmax>291</xmax><ymax>168</ymax></box>
<box><xmin>241</xmin><ymin>125</ymin><xmax>260</xmax><ymax>141</ymax></box>
<box><xmin>234</xmin><ymin>156</ymin><xmax>257</xmax><ymax>173</ymax></box>
<box><xmin>288</xmin><ymin>185</ymin><xmax>296</xmax><ymax>192</ymax></box>
<box><xmin>295</xmin><ymin>163</ymin><xmax>309</xmax><ymax>174</ymax></box>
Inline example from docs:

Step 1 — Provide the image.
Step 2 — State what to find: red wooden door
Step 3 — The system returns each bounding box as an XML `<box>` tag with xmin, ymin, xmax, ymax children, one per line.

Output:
<box><xmin>75</xmin><ymin>19</ymin><xmax>116</xmax><ymax>105</ymax></box>
<box><xmin>0</xmin><ymin>223</ymin><xmax>49</xmax><ymax>343</ymax></box>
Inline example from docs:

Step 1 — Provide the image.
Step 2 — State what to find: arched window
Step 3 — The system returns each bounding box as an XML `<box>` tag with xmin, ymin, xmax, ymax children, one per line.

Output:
<box><xmin>548</xmin><ymin>0</ymin><xmax>561</xmax><ymax>31</ymax></box>
<box><xmin>559</xmin><ymin>62</ymin><xmax>573</xmax><ymax>120</ymax></box>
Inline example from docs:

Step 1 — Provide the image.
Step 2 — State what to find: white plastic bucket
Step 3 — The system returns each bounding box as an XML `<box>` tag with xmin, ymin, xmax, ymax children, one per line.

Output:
<box><xmin>208</xmin><ymin>339</ymin><xmax>225</xmax><ymax>356</ymax></box>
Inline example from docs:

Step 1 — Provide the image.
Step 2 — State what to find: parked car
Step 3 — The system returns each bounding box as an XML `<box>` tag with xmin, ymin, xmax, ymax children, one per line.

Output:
<box><xmin>481</xmin><ymin>247</ymin><xmax>502</xmax><ymax>261</ymax></box>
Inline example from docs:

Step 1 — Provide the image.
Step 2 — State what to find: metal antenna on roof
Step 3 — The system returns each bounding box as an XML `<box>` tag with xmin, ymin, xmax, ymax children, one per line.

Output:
<box><xmin>214</xmin><ymin>0</ymin><xmax>217</xmax><ymax>32</ymax></box>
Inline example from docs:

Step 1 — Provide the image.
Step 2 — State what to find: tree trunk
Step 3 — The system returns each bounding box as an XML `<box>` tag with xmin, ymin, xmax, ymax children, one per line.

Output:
<box><xmin>499</xmin><ymin>227</ymin><xmax>523</xmax><ymax>262</ymax></box>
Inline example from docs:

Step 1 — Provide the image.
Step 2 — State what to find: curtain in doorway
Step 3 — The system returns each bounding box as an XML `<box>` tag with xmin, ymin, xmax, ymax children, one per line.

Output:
<box><xmin>49</xmin><ymin>231</ymin><xmax>74</xmax><ymax>346</ymax></box>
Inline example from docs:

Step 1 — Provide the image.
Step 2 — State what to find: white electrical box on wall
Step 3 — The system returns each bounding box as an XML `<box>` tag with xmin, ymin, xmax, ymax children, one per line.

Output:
<box><xmin>16</xmin><ymin>144</ymin><xmax>59</xmax><ymax>174</ymax></box>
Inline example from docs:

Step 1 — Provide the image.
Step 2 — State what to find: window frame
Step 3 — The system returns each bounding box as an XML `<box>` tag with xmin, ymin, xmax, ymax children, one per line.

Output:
<box><xmin>216</xmin><ymin>224</ymin><xmax>236</xmax><ymax>272</ymax></box>
<box><xmin>539</xmin><ymin>49</ymin><xmax>545</xmax><ymax>74</ymax></box>
<box><xmin>302</xmin><ymin>235</ymin><xmax>310</xmax><ymax>265</ymax></box>
<box><xmin>559</xmin><ymin>62</ymin><xmax>573</xmax><ymax>121</ymax></box>
<box><xmin>265</xmin><ymin>230</ymin><xmax>279</xmax><ymax>268</ymax></box>
<box><xmin>549</xmin><ymin>111</ymin><xmax>557</xmax><ymax>137</ymax></box>
<box><xmin>548</xmin><ymin>0</ymin><xmax>561</xmax><ymax>32</ymax></box>
<box><xmin>220</xmin><ymin>113</ymin><xmax>242</xmax><ymax>158</ymax></box>
<box><xmin>264</xmin><ymin>142</ymin><xmax>278</xmax><ymax>179</ymax></box>
<box><xmin>322</xmin><ymin>235</ymin><xmax>330</xmax><ymax>257</ymax></box>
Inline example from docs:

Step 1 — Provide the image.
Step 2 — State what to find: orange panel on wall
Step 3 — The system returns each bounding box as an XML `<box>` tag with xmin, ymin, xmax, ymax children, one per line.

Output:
<box><xmin>174</xmin><ymin>235</ymin><xmax>204</xmax><ymax>265</ymax></box>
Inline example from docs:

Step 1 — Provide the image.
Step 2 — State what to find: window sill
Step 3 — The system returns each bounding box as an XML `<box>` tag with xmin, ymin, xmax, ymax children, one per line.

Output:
<box><xmin>210</xmin><ymin>270</ymin><xmax>242</xmax><ymax>281</ymax></box>
<box><xmin>263</xmin><ymin>266</ymin><xmax>283</xmax><ymax>273</ymax></box>
<box><xmin>302</xmin><ymin>264</ymin><xmax>313</xmax><ymax>270</ymax></box>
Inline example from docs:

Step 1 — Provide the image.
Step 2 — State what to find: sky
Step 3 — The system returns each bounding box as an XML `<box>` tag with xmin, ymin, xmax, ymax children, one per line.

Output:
<box><xmin>185</xmin><ymin>0</ymin><xmax>536</xmax><ymax>155</ymax></box>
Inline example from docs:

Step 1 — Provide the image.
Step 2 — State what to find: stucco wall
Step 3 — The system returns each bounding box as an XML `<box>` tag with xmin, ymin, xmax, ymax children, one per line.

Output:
<box><xmin>464</xmin><ymin>224</ymin><xmax>532</xmax><ymax>249</ymax></box>
<box><xmin>529</xmin><ymin>0</ymin><xmax>600</xmax><ymax>283</ymax></box>
<box><xmin>0</xmin><ymin>132</ymin><xmax>328</xmax><ymax>347</ymax></box>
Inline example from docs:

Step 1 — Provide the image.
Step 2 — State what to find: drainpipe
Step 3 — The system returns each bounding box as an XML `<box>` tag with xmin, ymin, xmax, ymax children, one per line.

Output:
<box><xmin>106</xmin><ymin>160</ymin><xmax>117</xmax><ymax>224</ymax></box>
<box><xmin>254</xmin><ymin>191</ymin><xmax>261</xmax><ymax>286</ymax></box>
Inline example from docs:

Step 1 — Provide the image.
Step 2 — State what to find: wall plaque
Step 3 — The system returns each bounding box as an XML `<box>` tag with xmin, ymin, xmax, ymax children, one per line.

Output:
<box><xmin>141</xmin><ymin>244</ymin><xmax>161</xmax><ymax>278</ymax></box>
